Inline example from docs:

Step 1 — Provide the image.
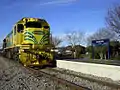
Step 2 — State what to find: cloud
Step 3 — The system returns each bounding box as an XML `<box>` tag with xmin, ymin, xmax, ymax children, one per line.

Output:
<box><xmin>39</xmin><ymin>0</ymin><xmax>77</xmax><ymax>6</ymax></box>
<box><xmin>1</xmin><ymin>0</ymin><xmax>78</xmax><ymax>9</ymax></box>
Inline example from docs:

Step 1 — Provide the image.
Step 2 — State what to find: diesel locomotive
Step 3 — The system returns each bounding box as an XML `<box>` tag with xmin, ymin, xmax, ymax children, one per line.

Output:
<box><xmin>2</xmin><ymin>17</ymin><xmax>56</xmax><ymax>67</ymax></box>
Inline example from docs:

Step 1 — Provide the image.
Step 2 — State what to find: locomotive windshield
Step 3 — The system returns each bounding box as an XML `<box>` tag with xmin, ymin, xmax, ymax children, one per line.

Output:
<box><xmin>26</xmin><ymin>22</ymin><xmax>42</xmax><ymax>28</ymax></box>
<box><xmin>17</xmin><ymin>24</ymin><xmax>24</xmax><ymax>32</ymax></box>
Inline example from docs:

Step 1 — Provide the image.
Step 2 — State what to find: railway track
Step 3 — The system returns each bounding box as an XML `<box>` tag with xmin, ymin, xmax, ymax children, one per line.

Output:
<box><xmin>43</xmin><ymin>68</ymin><xmax>120</xmax><ymax>90</ymax></box>
<box><xmin>27</xmin><ymin>67</ymin><xmax>90</xmax><ymax>90</ymax></box>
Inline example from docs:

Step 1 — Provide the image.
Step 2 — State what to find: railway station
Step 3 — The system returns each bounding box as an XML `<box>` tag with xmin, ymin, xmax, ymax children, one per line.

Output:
<box><xmin>0</xmin><ymin>0</ymin><xmax>120</xmax><ymax>90</ymax></box>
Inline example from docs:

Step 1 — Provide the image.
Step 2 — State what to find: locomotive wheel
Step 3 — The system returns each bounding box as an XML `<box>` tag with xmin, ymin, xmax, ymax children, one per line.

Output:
<box><xmin>50</xmin><ymin>59</ymin><xmax>57</xmax><ymax>67</ymax></box>
<box><xmin>7</xmin><ymin>51</ymin><xmax>11</xmax><ymax>59</ymax></box>
<box><xmin>13</xmin><ymin>53</ymin><xmax>20</xmax><ymax>63</ymax></box>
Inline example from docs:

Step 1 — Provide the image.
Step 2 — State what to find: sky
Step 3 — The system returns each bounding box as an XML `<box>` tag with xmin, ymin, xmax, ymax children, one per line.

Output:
<box><xmin>0</xmin><ymin>0</ymin><xmax>120</xmax><ymax>45</ymax></box>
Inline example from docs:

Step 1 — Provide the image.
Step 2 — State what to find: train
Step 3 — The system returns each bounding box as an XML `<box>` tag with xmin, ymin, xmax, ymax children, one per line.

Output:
<box><xmin>2</xmin><ymin>17</ymin><xmax>56</xmax><ymax>67</ymax></box>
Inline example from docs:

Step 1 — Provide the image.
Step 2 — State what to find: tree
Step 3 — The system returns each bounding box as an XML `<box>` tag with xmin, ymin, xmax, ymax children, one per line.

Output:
<box><xmin>65</xmin><ymin>31</ymin><xmax>85</xmax><ymax>58</ymax></box>
<box><xmin>51</xmin><ymin>36</ymin><xmax>62</xmax><ymax>48</ymax></box>
<box><xmin>65</xmin><ymin>31</ymin><xmax>85</xmax><ymax>47</ymax></box>
<box><xmin>87</xmin><ymin>28</ymin><xmax>117</xmax><ymax>59</ymax></box>
<box><xmin>110</xmin><ymin>41</ymin><xmax>120</xmax><ymax>59</ymax></box>
<box><xmin>87</xmin><ymin>28</ymin><xmax>117</xmax><ymax>46</ymax></box>
<box><xmin>106</xmin><ymin>5</ymin><xmax>120</xmax><ymax>34</ymax></box>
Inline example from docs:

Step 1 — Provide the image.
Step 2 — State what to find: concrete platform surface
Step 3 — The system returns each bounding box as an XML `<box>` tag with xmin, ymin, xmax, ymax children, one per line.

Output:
<box><xmin>57</xmin><ymin>60</ymin><xmax>120</xmax><ymax>81</ymax></box>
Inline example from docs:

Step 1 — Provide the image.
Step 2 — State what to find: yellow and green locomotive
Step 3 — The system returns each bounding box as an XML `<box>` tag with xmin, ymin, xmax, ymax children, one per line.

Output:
<box><xmin>2</xmin><ymin>17</ymin><xmax>56</xmax><ymax>67</ymax></box>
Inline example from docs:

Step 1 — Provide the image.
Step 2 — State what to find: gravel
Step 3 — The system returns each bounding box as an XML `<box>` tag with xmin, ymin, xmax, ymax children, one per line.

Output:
<box><xmin>55</xmin><ymin>67</ymin><xmax>120</xmax><ymax>84</ymax></box>
<box><xmin>41</xmin><ymin>68</ymin><xmax>120</xmax><ymax>90</ymax></box>
<box><xmin>0</xmin><ymin>56</ymin><xmax>73</xmax><ymax>90</ymax></box>
<box><xmin>1</xmin><ymin>56</ymin><xmax>120</xmax><ymax>90</ymax></box>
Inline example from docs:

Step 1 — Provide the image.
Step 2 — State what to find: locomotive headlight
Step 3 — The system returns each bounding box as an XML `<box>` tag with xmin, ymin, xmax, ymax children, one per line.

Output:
<box><xmin>33</xmin><ymin>61</ymin><xmax>39</xmax><ymax>65</ymax></box>
<box><xmin>50</xmin><ymin>49</ymin><xmax>58</xmax><ymax>52</ymax></box>
<box><xmin>51</xmin><ymin>49</ymin><xmax>54</xmax><ymax>52</ymax></box>
<box><xmin>21</xmin><ymin>49</ymin><xmax>24</xmax><ymax>52</ymax></box>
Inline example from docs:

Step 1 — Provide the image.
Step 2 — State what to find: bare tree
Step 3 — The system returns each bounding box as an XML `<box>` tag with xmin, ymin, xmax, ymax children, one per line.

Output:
<box><xmin>87</xmin><ymin>28</ymin><xmax>117</xmax><ymax>46</ymax></box>
<box><xmin>65</xmin><ymin>31</ymin><xmax>84</xmax><ymax>47</ymax></box>
<box><xmin>65</xmin><ymin>31</ymin><xmax>85</xmax><ymax>58</ymax></box>
<box><xmin>87</xmin><ymin>28</ymin><xmax>117</xmax><ymax>59</ymax></box>
<box><xmin>51</xmin><ymin>36</ymin><xmax>62</xmax><ymax>48</ymax></box>
<box><xmin>106</xmin><ymin>5</ymin><xmax>120</xmax><ymax>34</ymax></box>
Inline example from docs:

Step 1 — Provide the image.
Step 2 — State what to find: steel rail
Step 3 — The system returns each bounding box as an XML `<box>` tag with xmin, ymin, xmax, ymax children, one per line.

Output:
<box><xmin>47</xmin><ymin>68</ymin><xmax>120</xmax><ymax>89</ymax></box>
<box><xmin>28</xmin><ymin>67</ymin><xmax>90</xmax><ymax>90</ymax></box>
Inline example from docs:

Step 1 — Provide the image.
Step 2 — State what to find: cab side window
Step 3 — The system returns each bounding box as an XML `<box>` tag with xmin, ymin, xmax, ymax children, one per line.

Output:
<box><xmin>17</xmin><ymin>24</ymin><xmax>24</xmax><ymax>33</ymax></box>
<box><xmin>14</xmin><ymin>26</ymin><xmax>16</xmax><ymax>35</ymax></box>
